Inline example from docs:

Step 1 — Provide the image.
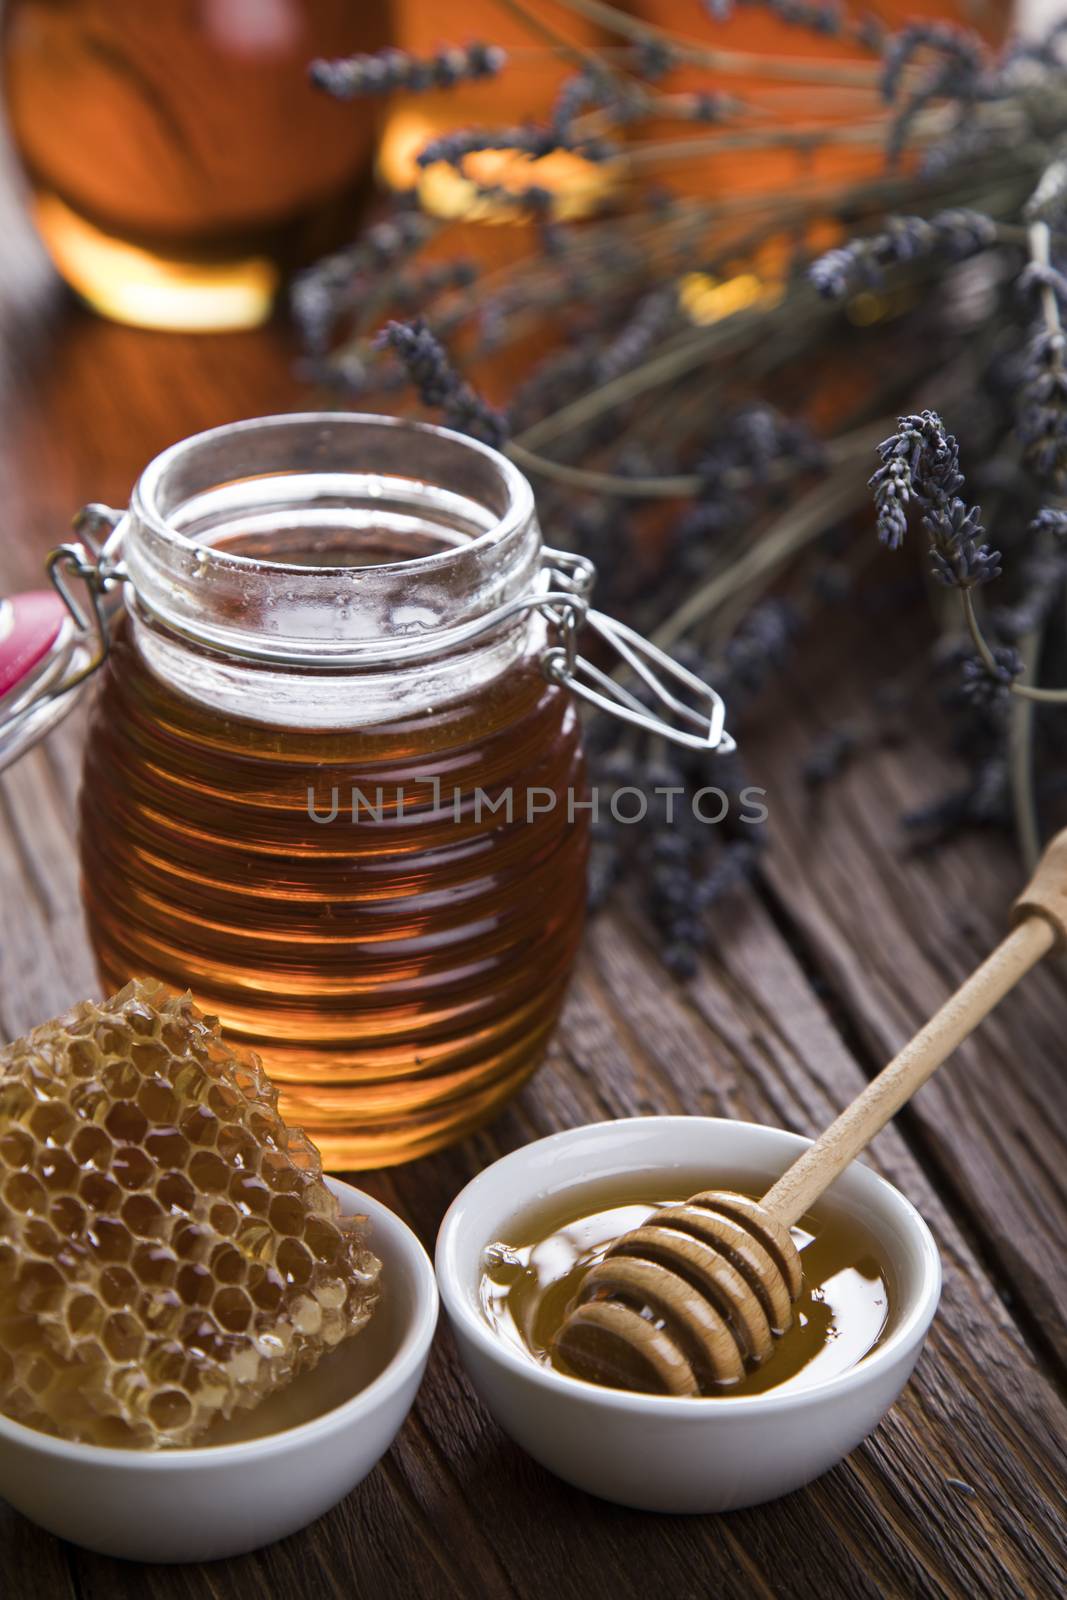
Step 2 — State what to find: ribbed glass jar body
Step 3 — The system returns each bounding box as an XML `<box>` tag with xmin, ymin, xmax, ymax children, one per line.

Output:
<box><xmin>78</xmin><ymin>416</ymin><xmax>587</xmax><ymax>1168</ymax></box>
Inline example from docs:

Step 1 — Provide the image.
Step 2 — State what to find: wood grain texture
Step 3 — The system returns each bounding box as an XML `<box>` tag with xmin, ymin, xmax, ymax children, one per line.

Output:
<box><xmin>0</xmin><ymin>153</ymin><xmax>1064</xmax><ymax>1600</ymax></box>
<box><xmin>749</xmin><ymin>604</ymin><xmax>1067</xmax><ymax>1369</ymax></box>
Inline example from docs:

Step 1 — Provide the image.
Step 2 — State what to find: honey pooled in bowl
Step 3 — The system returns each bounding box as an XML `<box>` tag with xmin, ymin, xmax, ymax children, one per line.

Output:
<box><xmin>0</xmin><ymin>980</ymin><xmax>381</xmax><ymax>1447</ymax></box>
<box><xmin>480</xmin><ymin>1176</ymin><xmax>891</xmax><ymax>1398</ymax></box>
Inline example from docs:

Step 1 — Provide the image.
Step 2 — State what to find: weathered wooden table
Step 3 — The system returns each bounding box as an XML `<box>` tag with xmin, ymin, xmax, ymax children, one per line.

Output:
<box><xmin>0</xmin><ymin>182</ymin><xmax>1064</xmax><ymax>1600</ymax></box>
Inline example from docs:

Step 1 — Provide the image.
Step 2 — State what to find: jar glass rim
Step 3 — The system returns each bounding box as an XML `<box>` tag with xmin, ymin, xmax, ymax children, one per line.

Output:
<box><xmin>129</xmin><ymin>410</ymin><xmax>536</xmax><ymax>579</ymax></box>
<box><xmin>118</xmin><ymin>409</ymin><xmax>548</xmax><ymax>677</ymax></box>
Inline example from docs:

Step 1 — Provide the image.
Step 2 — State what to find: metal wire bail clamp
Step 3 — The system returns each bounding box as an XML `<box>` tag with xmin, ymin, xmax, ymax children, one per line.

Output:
<box><xmin>537</xmin><ymin>547</ymin><xmax>735</xmax><ymax>756</ymax></box>
<box><xmin>45</xmin><ymin>503</ymin><xmax>127</xmax><ymax>697</ymax></box>
<box><xmin>0</xmin><ymin>504</ymin><xmax>126</xmax><ymax>772</ymax></box>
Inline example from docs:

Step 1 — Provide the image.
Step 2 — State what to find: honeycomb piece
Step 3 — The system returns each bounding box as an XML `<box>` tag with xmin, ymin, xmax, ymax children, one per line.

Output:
<box><xmin>0</xmin><ymin>980</ymin><xmax>381</xmax><ymax>1448</ymax></box>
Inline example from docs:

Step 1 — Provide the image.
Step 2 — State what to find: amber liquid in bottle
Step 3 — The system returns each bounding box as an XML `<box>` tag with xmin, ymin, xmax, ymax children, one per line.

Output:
<box><xmin>3</xmin><ymin>0</ymin><xmax>386</xmax><ymax>329</ymax></box>
<box><xmin>79</xmin><ymin>542</ymin><xmax>587</xmax><ymax>1170</ymax></box>
<box><xmin>481</xmin><ymin>1174</ymin><xmax>893</xmax><ymax>1397</ymax></box>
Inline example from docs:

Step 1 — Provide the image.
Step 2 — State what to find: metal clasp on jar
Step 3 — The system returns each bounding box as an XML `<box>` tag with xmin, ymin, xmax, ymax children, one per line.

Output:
<box><xmin>537</xmin><ymin>546</ymin><xmax>735</xmax><ymax>755</ymax></box>
<box><xmin>46</xmin><ymin>504</ymin><xmax>127</xmax><ymax>686</ymax></box>
<box><xmin>395</xmin><ymin>544</ymin><xmax>735</xmax><ymax>753</ymax></box>
<box><xmin>0</xmin><ymin>504</ymin><xmax>125</xmax><ymax>772</ymax></box>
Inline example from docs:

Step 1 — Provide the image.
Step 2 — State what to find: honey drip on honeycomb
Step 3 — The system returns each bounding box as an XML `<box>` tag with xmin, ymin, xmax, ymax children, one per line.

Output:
<box><xmin>0</xmin><ymin>980</ymin><xmax>381</xmax><ymax>1448</ymax></box>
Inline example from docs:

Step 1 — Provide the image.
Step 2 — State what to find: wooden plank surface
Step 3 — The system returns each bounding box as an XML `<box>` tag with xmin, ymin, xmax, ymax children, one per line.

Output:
<box><xmin>752</xmin><ymin>610</ymin><xmax>1067</xmax><ymax>1367</ymax></box>
<box><xmin>0</xmin><ymin>175</ymin><xmax>1065</xmax><ymax>1600</ymax></box>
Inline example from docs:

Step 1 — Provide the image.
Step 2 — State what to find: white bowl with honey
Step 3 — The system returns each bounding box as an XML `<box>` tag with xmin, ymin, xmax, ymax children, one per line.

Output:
<box><xmin>0</xmin><ymin>1176</ymin><xmax>438</xmax><ymax>1562</ymax></box>
<box><xmin>435</xmin><ymin>1116</ymin><xmax>941</xmax><ymax>1513</ymax></box>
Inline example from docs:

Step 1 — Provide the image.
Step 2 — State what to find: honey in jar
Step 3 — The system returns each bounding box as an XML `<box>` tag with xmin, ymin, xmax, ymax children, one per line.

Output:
<box><xmin>480</xmin><ymin>1172</ymin><xmax>892</xmax><ymax>1397</ymax></box>
<box><xmin>2</xmin><ymin>414</ymin><xmax>731</xmax><ymax>1169</ymax></box>
<box><xmin>73</xmin><ymin>413</ymin><xmax>591</xmax><ymax>1169</ymax></box>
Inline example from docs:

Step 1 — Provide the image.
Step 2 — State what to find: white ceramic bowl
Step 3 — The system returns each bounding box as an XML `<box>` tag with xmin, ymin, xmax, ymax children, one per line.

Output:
<box><xmin>0</xmin><ymin>1178</ymin><xmax>438</xmax><ymax>1562</ymax></box>
<box><xmin>436</xmin><ymin>1117</ymin><xmax>941</xmax><ymax>1513</ymax></box>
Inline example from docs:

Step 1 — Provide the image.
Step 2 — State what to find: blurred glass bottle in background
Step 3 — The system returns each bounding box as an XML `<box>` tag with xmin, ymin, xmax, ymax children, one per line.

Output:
<box><xmin>3</xmin><ymin>0</ymin><xmax>387</xmax><ymax>330</ymax></box>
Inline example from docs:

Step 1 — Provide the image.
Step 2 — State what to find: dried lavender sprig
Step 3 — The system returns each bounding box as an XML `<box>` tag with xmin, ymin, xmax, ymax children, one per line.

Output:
<box><xmin>873</xmin><ymin>415</ymin><xmax>1067</xmax><ymax>708</ymax></box>
<box><xmin>869</xmin><ymin>456</ymin><xmax>910</xmax><ymax>549</ymax></box>
<box><xmin>1016</xmin><ymin>330</ymin><xmax>1067</xmax><ymax>488</ymax></box>
<box><xmin>466</xmin><ymin>181</ymin><xmax>553</xmax><ymax>218</ymax></box>
<box><xmin>919</xmin><ymin>118</ymin><xmax>997</xmax><ymax>180</ymax></box>
<box><xmin>958</xmin><ymin>645</ymin><xmax>1023</xmax><ymax>707</ymax></box>
<box><xmin>1029</xmin><ymin>508</ymin><xmax>1067</xmax><ymax>541</ymax></box>
<box><xmin>309</xmin><ymin>43</ymin><xmax>506</xmax><ymax>99</ymax></box>
<box><xmin>632</xmin><ymin>39</ymin><xmax>678</xmax><ymax>82</ymax></box>
<box><xmin>870</xmin><ymin>412</ymin><xmax>1001</xmax><ymax>588</ymax></box>
<box><xmin>668</xmin><ymin>840</ymin><xmax>760</xmax><ymax>976</ymax></box>
<box><xmin>551</xmin><ymin>68</ymin><xmax>606</xmax><ymax>135</ymax></box>
<box><xmin>880</xmin><ymin>22</ymin><xmax>986</xmax><ymax>106</ymax></box>
<box><xmin>904</xmin><ymin>757</ymin><xmax>1011</xmax><ymax>839</ymax></box>
<box><xmin>871</xmin><ymin>413</ymin><xmax>964</xmax><ymax>528</ymax></box>
<box><xmin>572</xmin><ymin>0</ymin><xmax>879</xmax><ymax>80</ymax></box>
<box><xmin>417</xmin><ymin>121</ymin><xmax>618</xmax><ymax>168</ymax></box>
<box><xmin>880</xmin><ymin>21</ymin><xmax>987</xmax><ymax>166</ymax></box>
<box><xmin>592</xmin><ymin>288</ymin><xmax>676</xmax><ymax>385</ymax></box>
<box><xmin>679</xmin><ymin>92</ymin><xmax>737</xmax><ymax>123</ymax></box>
<box><xmin>1017</xmin><ymin>222</ymin><xmax>1067</xmax><ymax>489</ymax></box>
<box><xmin>810</xmin><ymin>208</ymin><xmax>997</xmax><ymax>300</ymax></box>
<box><xmin>720</xmin><ymin>598</ymin><xmax>800</xmax><ymax>702</ymax></box>
<box><xmin>928</xmin><ymin>499</ymin><xmax>1001</xmax><ymax>589</ymax></box>
<box><xmin>292</xmin><ymin>210</ymin><xmax>435</xmax><ymax>354</ymax></box>
<box><xmin>457</xmin><ymin>180</ymin><xmax>568</xmax><ymax>253</ymax></box>
<box><xmin>702</xmin><ymin>0</ymin><xmax>882</xmax><ymax>49</ymax></box>
<box><xmin>696</xmin><ymin>404</ymin><xmax>822</xmax><ymax>497</ymax></box>
<box><xmin>803</xmin><ymin>725</ymin><xmax>859</xmax><ymax>789</ymax></box>
<box><xmin>1019</xmin><ymin>259</ymin><xmax>1067</xmax><ymax>311</ymax></box>
<box><xmin>375</xmin><ymin>319</ymin><xmax>509</xmax><ymax>449</ymax></box>
<box><xmin>732</xmin><ymin>0</ymin><xmax>843</xmax><ymax>36</ymax></box>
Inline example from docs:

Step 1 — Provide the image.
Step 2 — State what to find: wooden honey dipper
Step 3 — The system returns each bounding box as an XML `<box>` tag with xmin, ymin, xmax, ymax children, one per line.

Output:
<box><xmin>554</xmin><ymin>830</ymin><xmax>1067</xmax><ymax>1396</ymax></box>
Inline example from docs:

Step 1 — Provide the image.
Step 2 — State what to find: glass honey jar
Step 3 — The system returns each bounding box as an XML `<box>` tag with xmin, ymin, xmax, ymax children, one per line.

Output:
<box><xmin>0</xmin><ymin>414</ymin><xmax>732</xmax><ymax>1168</ymax></box>
<box><xmin>2</xmin><ymin>0</ymin><xmax>387</xmax><ymax>331</ymax></box>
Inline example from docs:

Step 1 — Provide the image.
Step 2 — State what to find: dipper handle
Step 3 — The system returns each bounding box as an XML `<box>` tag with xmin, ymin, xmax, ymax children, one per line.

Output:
<box><xmin>761</xmin><ymin>828</ymin><xmax>1067</xmax><ymax>1229</ymax></box>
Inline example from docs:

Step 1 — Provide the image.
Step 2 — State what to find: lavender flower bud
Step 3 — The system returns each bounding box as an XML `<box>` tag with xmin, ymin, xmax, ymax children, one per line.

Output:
<box><xmin>375</xmin><ymin>319</ymin><xmax>509</xmax><ymax>449</ymax></box>
<box><xmin>310</xmin><ymin>43</ymin><xmax>506</xmax><ymax>100</ymax></box>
